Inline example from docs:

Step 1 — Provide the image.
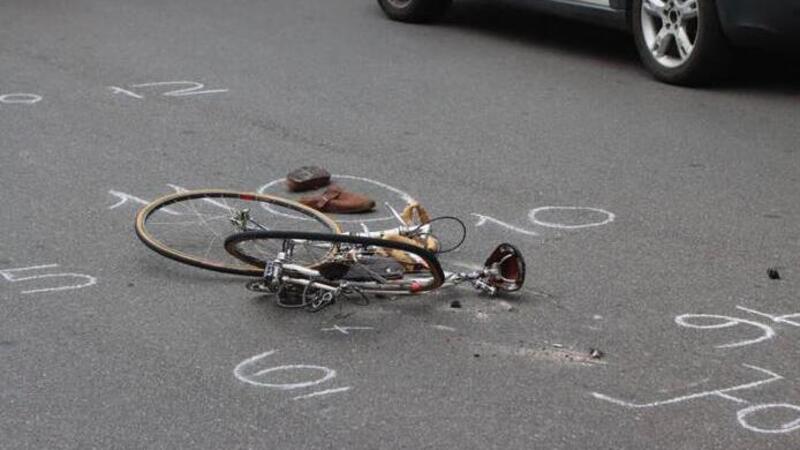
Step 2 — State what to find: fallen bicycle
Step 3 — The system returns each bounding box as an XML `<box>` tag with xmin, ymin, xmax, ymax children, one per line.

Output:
<box><xmin>135</xmin><ymin>189</ymin><xmax>525</xmax><ymax>311</ymax></box>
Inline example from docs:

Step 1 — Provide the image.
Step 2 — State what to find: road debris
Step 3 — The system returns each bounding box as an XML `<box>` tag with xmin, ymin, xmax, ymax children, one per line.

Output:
<box><xmin>474</xmin><ymin>341</ymin><xmax>606</xmax><ymax>366</ymax></box>
<box><xmin>589</xmin><ymin>348</ymin><xmax>605</xmax><ymax>359</ymax></box>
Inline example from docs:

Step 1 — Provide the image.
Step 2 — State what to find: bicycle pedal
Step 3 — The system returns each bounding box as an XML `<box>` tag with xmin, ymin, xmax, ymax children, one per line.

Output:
<box><xmin>245</xmin><ymin>280</ymin><xmax>273</xmax><ymax>293</ymax></box>
<box><xmin>307</xmin><ymin>292</ymin><xmax>336</xmax><ymax>312</ymax></box>
<box><xmin>307</xmin><ymin>298</ymin><xmax>335</xmax><ymax>313</ymax></box>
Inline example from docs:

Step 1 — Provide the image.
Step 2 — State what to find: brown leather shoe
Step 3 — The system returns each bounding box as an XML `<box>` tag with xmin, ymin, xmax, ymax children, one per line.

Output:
<box><xmin>298</xmin><ymin>185</ymin><xmax>375</xmax><ymax>214</ymax></box>
<box><xmin>286</xmin><ymin>166</ymin><xmax>331</xmax><ymax>192</ymax></box>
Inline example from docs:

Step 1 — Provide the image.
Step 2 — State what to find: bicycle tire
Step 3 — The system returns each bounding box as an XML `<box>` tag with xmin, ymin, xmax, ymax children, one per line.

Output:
<box><xmin>224</xmin><ymin>230</ymin><xmax>445</xmax><ymax>291</ymax></box>
<box><xmin>135</xmin><ymin>190</ymin><xmax>341</xmax><ymax>276</ymax></box>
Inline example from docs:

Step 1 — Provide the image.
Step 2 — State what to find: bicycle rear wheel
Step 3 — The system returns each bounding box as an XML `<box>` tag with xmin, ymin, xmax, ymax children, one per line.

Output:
<box><xmin>224</xmin><ymin>231</ymin><xmax>445</xmax><ymax>292</ymax></box>
<box><xmin>135</xmin><ymin>190</ymin><xmax>341</xmax><ymax>275</ymax></box>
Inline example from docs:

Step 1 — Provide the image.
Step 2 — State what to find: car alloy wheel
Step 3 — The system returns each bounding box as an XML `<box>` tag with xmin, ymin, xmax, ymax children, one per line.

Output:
<box><xmin>633</xmin><ymin>0</ymin><xmax>730</xmax><ymax>85</ymax></box>
<box><xmin>641</xmin><ymin>0</ymin><xmax>699</xmax><ymax>68</ymax></box>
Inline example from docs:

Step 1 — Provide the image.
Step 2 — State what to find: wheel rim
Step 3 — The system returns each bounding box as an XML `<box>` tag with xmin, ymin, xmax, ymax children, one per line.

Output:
<box><xmin>641</xmin><ymin>0</ymin><xmax>699</xmax><ymax>69</ymax></box>
<box><xmin>135</xmin><ymin>190</ymin><xmax>340</xmax><ymax>275</ymax></box>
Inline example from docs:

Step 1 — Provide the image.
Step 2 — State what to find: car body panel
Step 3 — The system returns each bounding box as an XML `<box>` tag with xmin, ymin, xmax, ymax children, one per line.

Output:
<box><xmin>520</xmin><ymin>0</ymin><xmax>800</xmax><ymax>47</ymax></box>
<box><xmin>519</xmin><ymin>0</ymin><xmax>628</xmax><ymax>29</ymax></box>
<box><xmin>716</xmin><ymin>0</ymin><xmax>800</xmax><ymax>47</ymax></box>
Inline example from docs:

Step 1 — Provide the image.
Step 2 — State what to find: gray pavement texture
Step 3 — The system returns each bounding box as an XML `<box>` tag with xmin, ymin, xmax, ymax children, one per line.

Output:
<box><xmin>2</xmin><ymin>0</ymin><xmax>800</xmax><ymax>448</ymax></box>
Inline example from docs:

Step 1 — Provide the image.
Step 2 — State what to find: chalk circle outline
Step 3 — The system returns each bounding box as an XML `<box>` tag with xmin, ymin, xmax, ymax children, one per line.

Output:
<box><xmin>238</xmin><ymin>364</ymin><xmax>336</xmax><ymax>390</ymax></box>
<box><xmin>528</xmin><ymin>206</ymin><xmax>615</xmax><ymax>229</ymax></box>
<box><xmin>257</xmin><ymin>174</ymin><xmax>416</xmax><ymax>223</ymax></box>
<box><xmin>0</xmin><ymin>93</ymin><xmax>42</xmax><ymax>104</ymax></box>
<box><xmin>675</xmin><ymin>314</ymin><xmax>751</xmax><ymax>330</ymax></box>
<box><xmin>234</xmin><ymin>350</ymin><xmax>336</xmax><ymax>390</ymax></box>
<box><xmin>737</xmin><ymin>403</ymin><xmax>800</xmax><ymax>434</ymax></box>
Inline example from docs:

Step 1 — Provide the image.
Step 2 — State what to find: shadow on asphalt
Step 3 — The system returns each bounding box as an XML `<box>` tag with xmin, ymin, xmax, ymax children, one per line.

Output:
<box><xmin>720</xmin><ymin>51</ymin><xmax>800</xmax><ymax>95</ymax></box>
<box><xmin>438</xmin><ymin>0</ymin><xmax>800</xmax><ymax>93</ymax></box>
<box><xmin>441</xmin><ymin>0</ymin><xmax>638</xmax><ymax>66</ymax></box>
<box><xmin>137</xmin><ymin>256</ymin><xmax>250</xmax><ymax>285</ymax></box>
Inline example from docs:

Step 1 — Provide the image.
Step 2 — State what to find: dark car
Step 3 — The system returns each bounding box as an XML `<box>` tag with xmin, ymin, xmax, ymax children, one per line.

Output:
<box><xmin>376</xmin><ymin>0</ymin><xmax>800</xmax><ymax>85</ymax></box>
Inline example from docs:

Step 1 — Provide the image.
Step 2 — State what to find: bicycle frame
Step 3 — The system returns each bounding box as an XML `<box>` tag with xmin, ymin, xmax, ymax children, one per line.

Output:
<box><xmin>253</xmin><ymin>244</ymin><xmax>501</xmax><ymax>299</ymax></box>
<box><xmin>223</xmin><ymin>202</ymin><xmax>523</xmax><ymax>310</ymax></box>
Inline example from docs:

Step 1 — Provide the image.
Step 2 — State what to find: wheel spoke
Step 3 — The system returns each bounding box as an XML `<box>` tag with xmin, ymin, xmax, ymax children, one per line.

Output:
<box><xmin>137</xmin><ymin>190</ymin><xmax>340</xmax><ymax>275</ymax></box>
<box><xmin>643</xmin><ymin>0</ymin><xmax>666</xmax><ymax>17</ymax></box>
<box><xmin>677</xmin><ymin>0</ymin><xmax>698</xmax><ymax>19</ymax></box>
<box><xmin>652</xmin><ymin>28</ymin><xmax>672</xmax><ymax>57</ymax></box>
<box><xmin>675</xmin><ymin>26</ymin><xmax>694</xmax><ymax>59</ymax></box>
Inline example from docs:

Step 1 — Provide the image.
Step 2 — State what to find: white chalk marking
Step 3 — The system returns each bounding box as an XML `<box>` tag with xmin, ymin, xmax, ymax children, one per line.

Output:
<box><xmin>234</xmin><ymin>349</ymin><xmax>277</xmax><ymax>384</ymax></box>
<box><xmin>737</xmin><ymin>403</ymin><xmax>800</xmax><ymax>434</ymax></box>
<box><xmin>320</xmin><ymin>325</ymin><xmax>375</xmax><ymax>335</ymax></box>
<box><xmin>591</xmin><ymin>364</ymin><xmax>783</xmax><ymax>409</ymax></box>
<box><xmin>0</xmin><ymin>264</ymin><xmax>58</xmax><ymax>279</ymax></box>
<box><xmin>165</xmin><ymin>184</ymin><xmax>233</xmax><ymax>211</ymax></box>
<box><xmin>109</xmin><ymin>185</ymin><xmax>230</xmax><ymax>215</ymax></box>
<box><xmin>167</xmin><ymin>184</ymin><xmax>189</xmax><ymax>194</ymax></box>
<box><xmin>293</xmin><ymin>386</ymin><xmax>351</xmax><ymax>401</ymax></box>
<box><xmin>0</xmin><ymin>264</ymin><xmax>97</xmax><ymax>294</ymax></box>
<box><xmin>108</xmin><ymin>190</ymin><xmax>182</xmax><ymax>215</ymax></box>
<box><xmin>108</xmin><ymin>86</ymin><xmax>143</xmax><ymax>99</ymax></box>
<box><xmin>234</xmin><ymin>350</ymin><xmax>336</xmax><ymax>390</ymax></box>
<box><xmin>675</xmin><ymin>314</ymin><xmax>775</xmax><ymax>348</ymax></box>
<box><xmin>737</xmin><ymin>306</ymin><xmax>800</xmax><ymax>328</ymax></box>
<box><xmin>0</xmin><ymin>93</ymin><xmax>42</xmax><ymax>104</ymax></box>
<box><xmin>108</xmin><ymin>190</ymin><xmax>149</xmax><ymax>209</ymax></box>
<box><xmin>716</xmin><ymin>392</ymin><xmax>749</xmax><ymax>404</ymax></box>
<box><xmin>19</xmin><ymin>273</ymin><xmax>97</xmax><ymax>294</ymax></box>
<box><xmin>471</xmin><ymin>214</ymin><xmax>540</xmax><ymax>236</ymax></box>
<box><xmin>129</xmin><ymin>81</ymin><xmax>228</xmax><ymax>97</ymax></box>
<box><xmin>528</xmin><ymin>206</ymin><xmax>615</xmax><ymax>229</ymax></box>
<box><xmin>431</xmin><ymin>324</ymin><xmax>456</xmax><ymax>332</ymax></box>
<box><xmin>258</xmin><ymin>175</ymin><xmax>416</xmax><ymax>223</ymax></box>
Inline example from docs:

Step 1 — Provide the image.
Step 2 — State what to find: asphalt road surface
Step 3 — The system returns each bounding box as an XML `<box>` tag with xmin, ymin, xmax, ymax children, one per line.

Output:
<box><xmin>2</xmin><ymin>0</ymin><xmax>800</xmax><ymax>448</ymax></box>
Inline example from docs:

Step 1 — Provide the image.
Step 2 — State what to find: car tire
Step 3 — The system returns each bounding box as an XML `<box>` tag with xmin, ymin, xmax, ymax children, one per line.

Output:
<box><xmin>632</xmin><ymin>0</ymin><xmax>731</xmax><ymax>86</ymax></box>
<box><xmin>377</xmin><ymin>0</ymin><xmax>452</xmax><ymax>23</ymax></box>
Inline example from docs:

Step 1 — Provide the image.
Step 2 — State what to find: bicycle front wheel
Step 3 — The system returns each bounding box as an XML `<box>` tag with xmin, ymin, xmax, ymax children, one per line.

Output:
<box><xmin>135</xmin><ymin>190</ymin><xmax>341</xmax><ymax>276</ymax></box>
